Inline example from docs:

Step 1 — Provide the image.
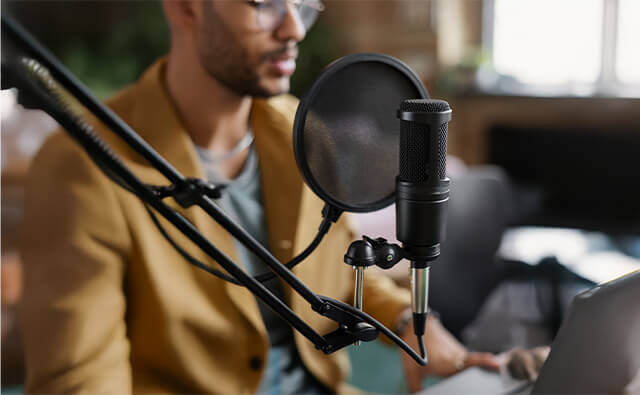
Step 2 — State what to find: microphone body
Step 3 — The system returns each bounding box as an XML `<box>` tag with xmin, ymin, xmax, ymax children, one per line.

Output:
<box><xmin>396</xmin><ymin>99</ymin><xmax>451</xmax><ymax>342</ymax></box>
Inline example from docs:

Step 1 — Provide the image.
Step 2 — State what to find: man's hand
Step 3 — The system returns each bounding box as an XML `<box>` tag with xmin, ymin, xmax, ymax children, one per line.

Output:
<box><xmin>503</xmin><ymin>346</ymin><xmax>550</xmax><ymax>381</ymax></box>
<box><xmin>399</xmin><ymin>315</ymin><xmax>500</xmax><ymax>393</ymax></box>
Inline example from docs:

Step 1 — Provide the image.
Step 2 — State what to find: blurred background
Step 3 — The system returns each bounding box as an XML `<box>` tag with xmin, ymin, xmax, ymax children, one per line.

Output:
<box><xmin>2</xmin><ymin>0</ymin><xmax>639</xmax><ymax>393</ymax></box>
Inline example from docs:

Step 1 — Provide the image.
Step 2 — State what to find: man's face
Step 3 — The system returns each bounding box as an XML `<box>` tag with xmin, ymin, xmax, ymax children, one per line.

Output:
<box><xmin>195</xmin><ymin>0</ymin><xmax>306</xmax><ymax>97</ymax></box>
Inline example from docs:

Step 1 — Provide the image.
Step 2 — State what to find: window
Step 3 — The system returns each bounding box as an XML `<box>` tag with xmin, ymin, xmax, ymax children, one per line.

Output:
<box><xmin>484</xmin><ymin>0</ymin><xmax>640</xmax><ymax>96</ymax></box>
<box><xmin>616</xmin><ymin>0</ymin><xmax>640</xmax><ymax>84</ymax></box>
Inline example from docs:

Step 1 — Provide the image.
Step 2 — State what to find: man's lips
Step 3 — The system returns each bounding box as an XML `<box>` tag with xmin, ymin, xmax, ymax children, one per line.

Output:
<box><xmin>270</xmin><ymin>58</ymin><xmax>296</xmax><ymax>76</ymax></box>
<box><xmin>267</xmin><ymin>50</ymin><xmax>298</xmax><ymax>77</ymax></box>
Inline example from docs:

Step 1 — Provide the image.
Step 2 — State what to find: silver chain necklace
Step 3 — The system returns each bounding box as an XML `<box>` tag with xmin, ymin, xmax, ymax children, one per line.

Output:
<box><xmin>202</xmin><ymin>128</ymin><xmax>255</xmax><ymax>164</ymax></box>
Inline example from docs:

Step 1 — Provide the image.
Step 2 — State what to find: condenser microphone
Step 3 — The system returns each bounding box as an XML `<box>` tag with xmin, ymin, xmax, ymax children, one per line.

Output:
<box><xmin>396</xmin><ymin>99</ymin><xmax>451</xmax><ymax>352</ymax></box>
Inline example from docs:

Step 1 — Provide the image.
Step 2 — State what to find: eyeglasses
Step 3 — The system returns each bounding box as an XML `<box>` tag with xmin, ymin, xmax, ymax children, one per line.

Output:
<box><xmin>247</xmin><ymin>0</ymin><xmax>325</xmax><ymax>32</ymax></box>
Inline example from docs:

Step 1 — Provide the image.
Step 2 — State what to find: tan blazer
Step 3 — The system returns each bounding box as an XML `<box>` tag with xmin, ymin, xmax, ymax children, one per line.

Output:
<box><xmin>20</xmin><ymin>58</ymin><xmax>411</xmax><ymax>394</ymax></box>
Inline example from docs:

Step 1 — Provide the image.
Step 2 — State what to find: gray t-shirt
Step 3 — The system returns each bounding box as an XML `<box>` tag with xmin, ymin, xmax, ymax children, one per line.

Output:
<box><xmin>195</xmin><ymin>143</ymin><xmax>327</xmax><ymax>395</ymax></box>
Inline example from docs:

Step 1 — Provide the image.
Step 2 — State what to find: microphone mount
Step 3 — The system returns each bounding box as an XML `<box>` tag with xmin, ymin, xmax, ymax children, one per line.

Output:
<box><xmin>344</xmin><ymin>236</ymin><xmax>404</xmax><ymax>345</ymax></box>
<box><xmin>345</xmin><ymin>236</ymin><xmax>405</xmax><ymax>270</ymax></box>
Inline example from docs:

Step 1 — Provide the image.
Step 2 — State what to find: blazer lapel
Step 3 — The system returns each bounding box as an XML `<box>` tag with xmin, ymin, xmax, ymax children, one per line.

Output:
<box><xmin>127</xmin><ymin>58</ymin><xmax>266</xmax><ymax>337</ymax></box>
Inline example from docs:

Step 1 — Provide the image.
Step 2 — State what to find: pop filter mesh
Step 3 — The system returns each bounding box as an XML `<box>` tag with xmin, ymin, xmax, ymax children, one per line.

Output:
<box><xmin>296</xmin><ymin>55</ymin><xmax>427</xmax><ymax>212</ymax></box>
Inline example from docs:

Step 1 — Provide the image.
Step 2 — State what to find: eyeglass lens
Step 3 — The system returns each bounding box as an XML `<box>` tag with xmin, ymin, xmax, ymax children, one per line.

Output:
<box><xmin>256</xmin><ymin>0</ymin><xmax>320</xmax><ymax>31</ymax></box>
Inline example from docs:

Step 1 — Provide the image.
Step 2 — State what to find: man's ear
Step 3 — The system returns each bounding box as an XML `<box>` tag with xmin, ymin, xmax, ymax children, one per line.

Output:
<box><xmin>162</xmin><ymin>0</ymin><xmax>198</xmax><ymax>30</ymax></box>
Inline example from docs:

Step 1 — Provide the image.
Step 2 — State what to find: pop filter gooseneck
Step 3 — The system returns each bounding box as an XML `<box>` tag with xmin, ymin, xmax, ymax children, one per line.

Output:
<box><xmin>293</xmin><ymin>53</ymin><xmax>428</xmax><ymax>214</ymax></box>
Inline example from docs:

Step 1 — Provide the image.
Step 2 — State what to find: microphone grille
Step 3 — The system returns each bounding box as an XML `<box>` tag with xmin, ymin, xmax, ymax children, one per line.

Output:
<box><xmin>436</xmin><ymin>123</ymin><xmax>448</xmax><ymax>179</ymax></box>
<box><xmin>400</xmin><ymin>99</ymin><xmax>450</xmax><ymax>113</ymax></box>
<box><xmin>399</xmin><ymin>98</ymin><xmax>450</xmax><ymax>183</ymax></box>
<box><xmin>399</xmin><ymin>121</ymin><xmax>429</xmax><ymax>182</ymax></box>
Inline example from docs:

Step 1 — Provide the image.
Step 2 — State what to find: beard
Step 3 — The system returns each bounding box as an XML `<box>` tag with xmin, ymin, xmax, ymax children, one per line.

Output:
<box><xmin>197</xmin><ymin>2</ymin><xmax>288</xmax><ymax>98</ymax></box>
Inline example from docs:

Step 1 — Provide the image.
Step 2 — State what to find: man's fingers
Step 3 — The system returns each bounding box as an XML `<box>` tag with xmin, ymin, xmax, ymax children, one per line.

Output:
<box><xmin>507</xmin><ymin>349</ymin><xmax>538</xmax><ymax>381</ymax></box>
<box><xmin>464</xmin><ymin>352</ymin><xmax>501</xmax><ymax>371</ymax></box>
<box><xmin>532</xmin><ymin>346</ymin><xmax>551</xmax><ymax>370</ymax></box>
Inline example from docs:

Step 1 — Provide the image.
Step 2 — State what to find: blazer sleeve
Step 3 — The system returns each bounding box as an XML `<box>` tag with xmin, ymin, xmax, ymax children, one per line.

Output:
<box><xmin>19</xmin><ymin>132</ymin><xmax>133</xmax><ymax>394</ymax></box>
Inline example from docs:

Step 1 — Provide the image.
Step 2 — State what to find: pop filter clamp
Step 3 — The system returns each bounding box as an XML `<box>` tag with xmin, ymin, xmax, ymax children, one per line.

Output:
<box><xmin>2</xmin><ymin>15</ymin><xmax>427</xmax><ymax>365</ymax></box>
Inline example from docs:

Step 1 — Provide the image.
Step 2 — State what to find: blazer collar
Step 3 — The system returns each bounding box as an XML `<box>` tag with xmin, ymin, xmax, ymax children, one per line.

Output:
<box><xmin>129</xmin><ymin>58</ymin><xmax>204</xmax><ymax>181</ymax></box>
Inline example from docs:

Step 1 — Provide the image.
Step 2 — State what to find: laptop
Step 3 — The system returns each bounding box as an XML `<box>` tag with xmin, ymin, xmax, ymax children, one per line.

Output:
<box><xmin>421</xmin><ymin>269</ymin><xmax>640</xmax><ymax>395</ymax></box>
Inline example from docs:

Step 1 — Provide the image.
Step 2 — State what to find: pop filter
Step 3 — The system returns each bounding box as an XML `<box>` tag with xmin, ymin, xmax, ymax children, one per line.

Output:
<box><xmin>293</xmin><ymin>53</ymin><xmax>428</xmax><ymax>213</ymax></box>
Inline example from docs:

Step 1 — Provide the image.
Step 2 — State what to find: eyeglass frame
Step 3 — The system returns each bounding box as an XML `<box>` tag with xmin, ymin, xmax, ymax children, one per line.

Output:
<box><xmin>246</xmin><ymin>0</ymin><xmax>326</xmax><ymax>32</ymax></box>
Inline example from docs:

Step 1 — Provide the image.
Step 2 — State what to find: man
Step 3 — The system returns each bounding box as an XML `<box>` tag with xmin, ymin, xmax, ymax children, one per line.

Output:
<box><xmin>19</xmin><ymin>1</ymin><xmax>499</xmax><ymax>393</ymax></box>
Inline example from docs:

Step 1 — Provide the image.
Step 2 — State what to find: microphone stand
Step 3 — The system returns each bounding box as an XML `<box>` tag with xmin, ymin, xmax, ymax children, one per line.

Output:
<box><xmin>2</xmin><ymin>15</ymin><xmax>427</xmax><ymax>365</ymax></box>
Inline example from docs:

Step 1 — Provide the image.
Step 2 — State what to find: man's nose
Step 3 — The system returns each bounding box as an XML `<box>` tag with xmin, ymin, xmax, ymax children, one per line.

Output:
<box><xmin>274</xmin><ymin>4</ymin><xmax>306</xmax><ymax>42</ymax></box>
